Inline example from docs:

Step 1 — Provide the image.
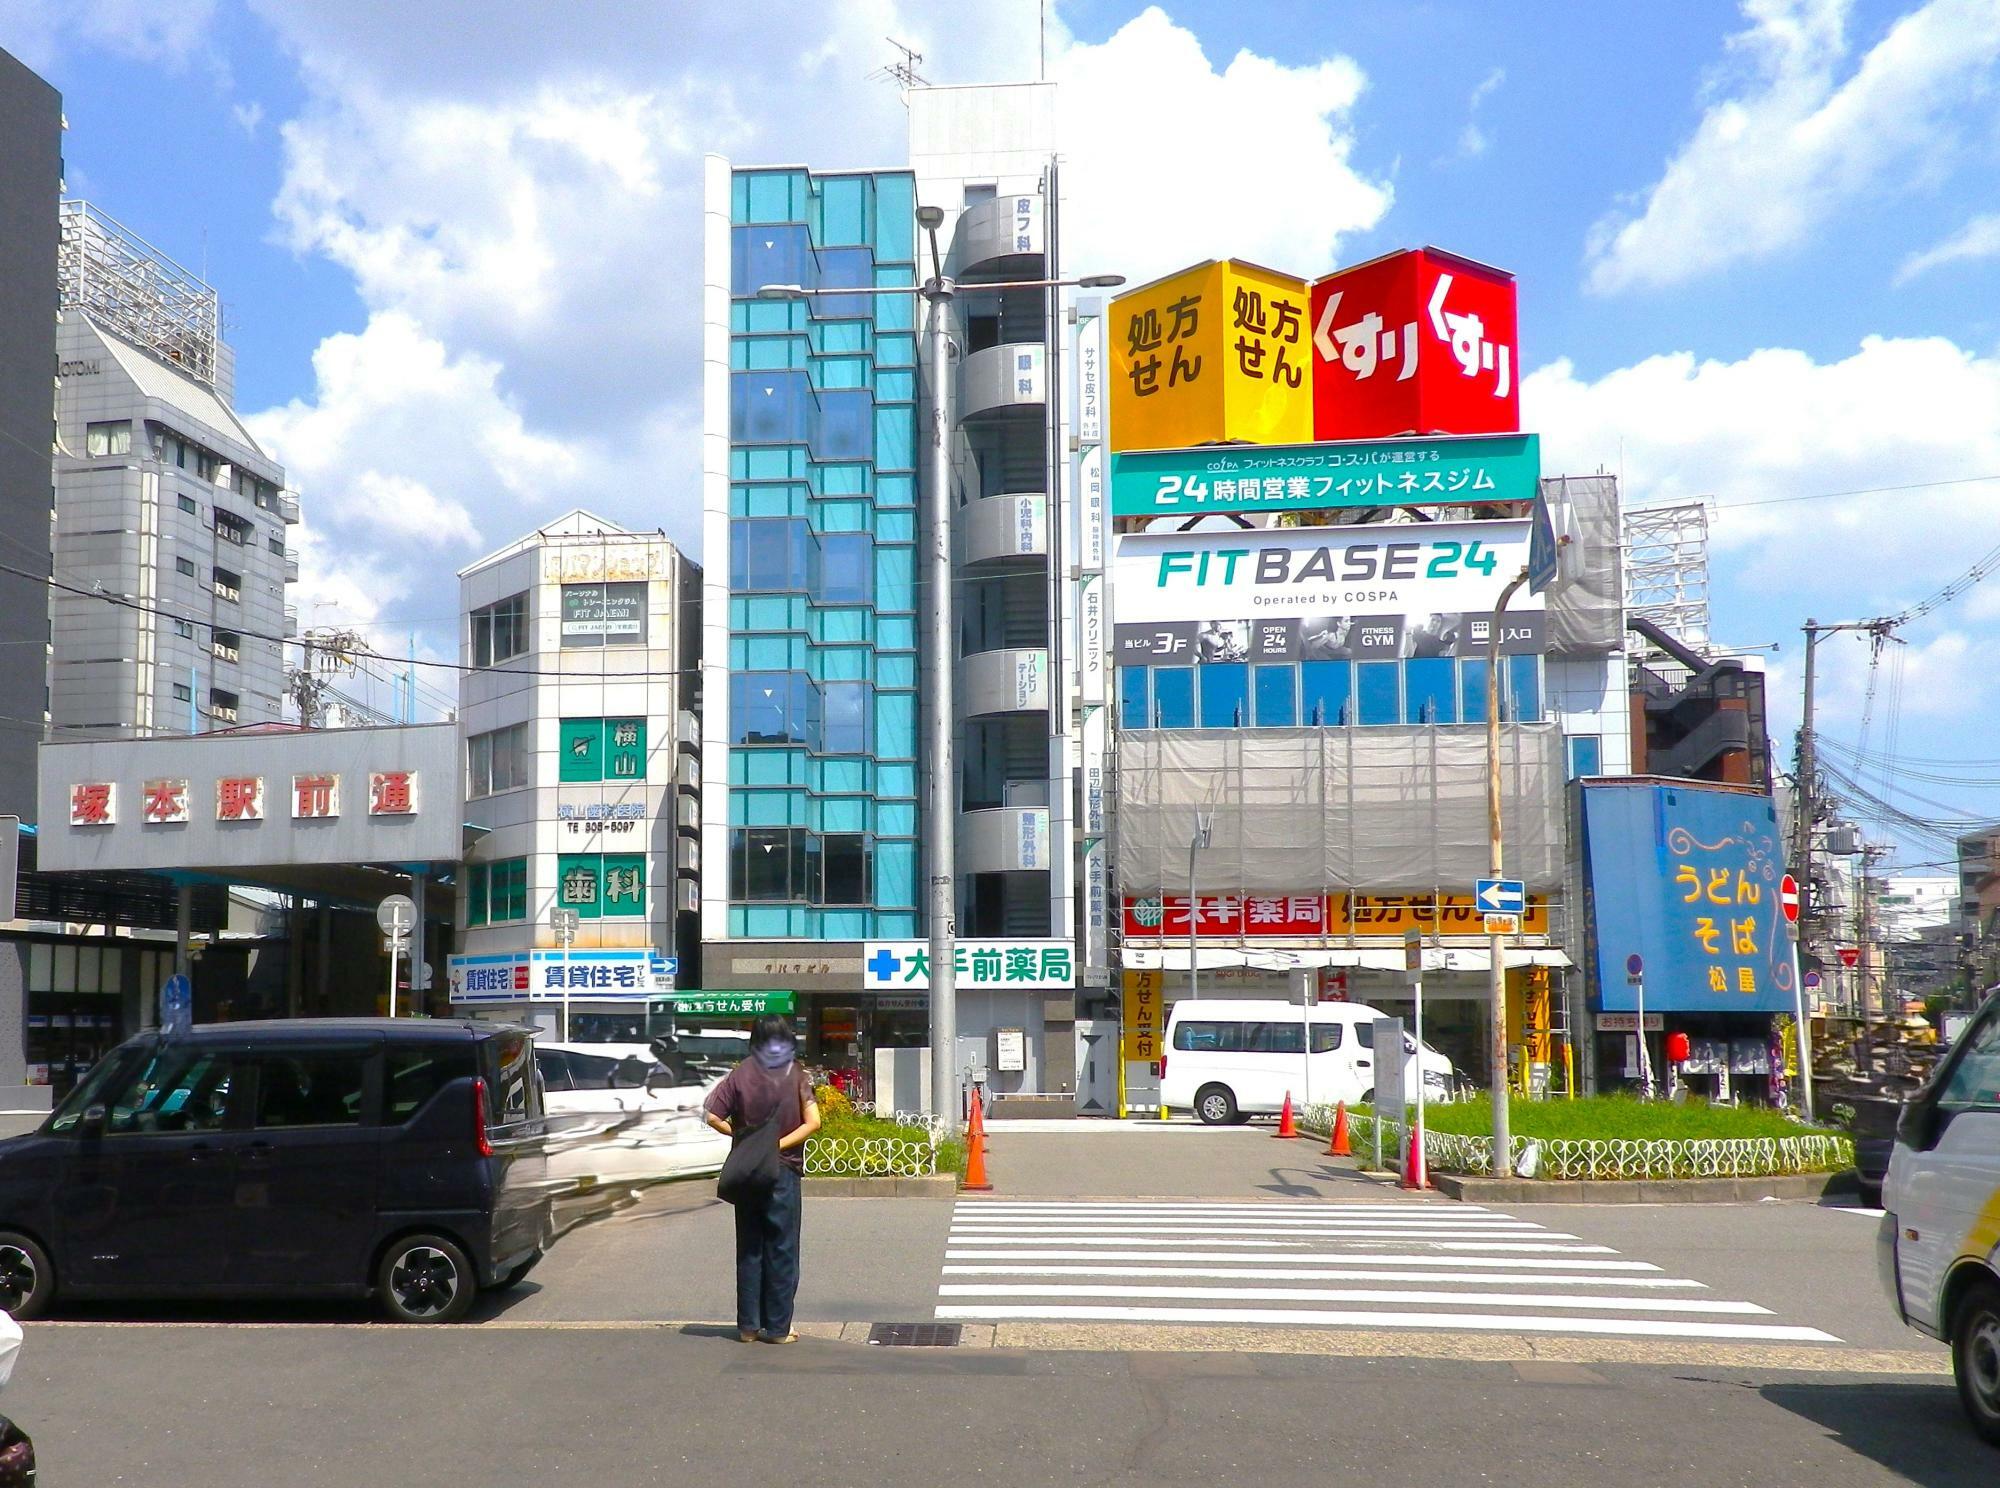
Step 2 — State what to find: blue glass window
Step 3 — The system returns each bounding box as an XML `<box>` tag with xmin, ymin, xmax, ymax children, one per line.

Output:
<box><xmin>732</xmin><ymin>672</ymin><xmax>820</xmax><ymax>749</ymax></box>
<box><xmin>812</xmin><ymin>246</ymin><xmax>875</xmax><ymax>318</ymax></box>
<box><xmin>1405</xmin><ymin>658</ymin><xmax>1457</xmax><ymax>724</ymax></box>
<box><xmin>1567</xmin><ymin>734</ymin><xmax>1602</xmax><ymax>779</ymax></box>
<box><xmin>1120</xmin><ymin>666</ymin><xmax>1150</xmax><ymax>730</ymax></box>
<box><xmin>1301</xmin><ymin>661</ymin><xmax>1351</xmax><ymax>726</ymax></box>
<box><xmin>822</xmin><ymin>682</ymin><xmax>871</xmax><ymax>754</ymax></box>
<box><xmin>731</xmin><ymin>224</ymin><xmax>811</xmax><ymax>297</ymax></box>
<box><xmin>1357</xmin><ymin>662</ymin><xmax>1400</xmax><ymax>726</ymax></box>
<box><xmin>817</xmin><ymin>534</ymin><xmax>872</xmax><ymax>604</ymax></box>
<box><xmin>817</xmin><ymin>178</ymin><xmax>869</xmax><ymax>246</ymax></box>
<box><xmin>730</xmin><ymin>518</ymin><xmax>814</xmax><ymax>592</ymax></box>
<box><xmin>1199</xmin><ymin>663</ymin><xmax>1248</xmax><ymax>728</ymax></box>
<box><xmin>1153</xmin><ymin>667</ymin><xmax>1194</xmax><ymax>729</ymax></box>
<box><xmin>1507</xmin><ymin>655</ymin><xmax>1543</xmax><ymax>722</ymax></box>
<box><xmin>731</xmin><ymin>371</ymin><xmax>811</xmax><ymax>445</ymax></box>
<box><xmin>1459</xmin><ymin>659</ymin><xmax>1492</xmax><ymax>725</ymax></box>
<box><xmin>1253</xmin><ymin>665</ymin><xmax>1296</xmax><ymax>726</ymax></box>
<box><xmin>812</xmin><ymin>389</ymin><xmax>873</xmax><ymax>462</ymax></box>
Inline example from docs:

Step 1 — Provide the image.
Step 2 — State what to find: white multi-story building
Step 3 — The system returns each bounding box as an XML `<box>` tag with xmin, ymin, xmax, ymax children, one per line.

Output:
<box><xmin>454</xmin><ymin>512</ymin><xmax>701</xmax><ymax>1037</ymax></box>
<box><xmin>52</xmin><ymin>201</ymin><xmax>298</xmax><ymax>735</ymax></box>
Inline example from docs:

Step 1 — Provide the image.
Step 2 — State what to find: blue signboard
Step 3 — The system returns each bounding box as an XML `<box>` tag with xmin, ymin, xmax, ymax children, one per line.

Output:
<box><xmin>1581</xmin><ymin>782</ymin><xmax>1795</xmax><ymax>1014</ymax></box>
<box><xmin>160</xmin><ymin>974</ymin><xmax>192</xmax><ymax>1036</ymax></box>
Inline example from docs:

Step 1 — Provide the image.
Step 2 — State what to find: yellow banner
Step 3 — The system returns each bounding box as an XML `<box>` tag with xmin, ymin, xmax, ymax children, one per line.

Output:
<box><xmin>1329</xmin><ymin>893</ymin><xmax>1551</xmax><ymax>937</ymax></box>
<box><xmin>1109</xmin><ymin>260</ymin><xmax>1311</xmax><ymax>453</ymax></box>
<box><xmin>1121</xmin><ymin>968</ymin><xmax>1165</xmax><ymax>1062</ymax></box>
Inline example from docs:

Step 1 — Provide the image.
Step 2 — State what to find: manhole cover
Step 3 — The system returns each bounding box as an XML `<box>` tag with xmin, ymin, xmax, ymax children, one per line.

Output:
<box><xmin>867</xmin><ymin>1322</ymin><xmax>963</xmax><ymax>1348</ymax></box>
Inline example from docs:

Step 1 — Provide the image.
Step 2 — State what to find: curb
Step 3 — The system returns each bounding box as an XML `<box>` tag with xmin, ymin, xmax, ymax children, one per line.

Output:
<box><xmin>1431</xmin><ymin>1169</ymin><xmax>1857</xmax><ymax>1204</ymax></box>
<box><xmin>802</xmin><ymin>1175</ymin><xmax>959</xmax><ymax>1199</ymax></box>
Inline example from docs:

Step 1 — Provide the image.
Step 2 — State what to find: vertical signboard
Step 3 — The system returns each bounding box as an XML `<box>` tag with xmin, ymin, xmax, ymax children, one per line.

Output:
<box><xmin>1074</xmin><ymin>302</ymin><xmax>1111</xmax><ymax>990</ymax></box>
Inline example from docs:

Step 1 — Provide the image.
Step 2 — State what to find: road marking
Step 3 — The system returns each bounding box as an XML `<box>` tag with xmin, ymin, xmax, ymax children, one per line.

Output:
<box><xmin>934</xmin><ymin>1304</ymin><xmax>1841</xmax><ymax>1343</ymax></box>
<box><xmin>943</xmin><ymin>1249</ymin><xmax>1664</xmax><ymax>1269</ymax></box>
<box><xmin>941</xmin><ymin>1265</ymin><xmax>1707</xmax><ymax>1288</ymax></box>
<box><xmin>958</xmin><ymin>1203</ymin><xmax>1494</xmax><ymax>1215</ymax></box>
<box><xmin>936</xmin><ymin>1284</ymin><xmax>1770</xmax><ymax>1315</ymax></box>
<box><xmin>947</xmin><ymin>1219</ymin><xmax>1554</xmax><ymax>1232</ymax></box>
<box><xmin>946</xmin><ymin>1226</ymin><xmax>1577</xmax><ymax>1240</ymax></box>
<box><xmin>947</xmin><ymin>1236</ymin><xmax>1304</xmax><ymax>1248</ymax></box>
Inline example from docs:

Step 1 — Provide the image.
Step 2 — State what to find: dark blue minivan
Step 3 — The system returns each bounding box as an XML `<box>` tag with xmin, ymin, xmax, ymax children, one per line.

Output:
<box><xmin>0</xmin><ymin>1019</ymin><xmax>552</xmax><ymax>1323</ymax></box>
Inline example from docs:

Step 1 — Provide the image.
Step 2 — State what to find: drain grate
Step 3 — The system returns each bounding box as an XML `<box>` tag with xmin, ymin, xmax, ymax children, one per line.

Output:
<box><xmin>867</xmin><ymin>1322</ymin><xmax>963</xmax><ymax>1348</ymax></box>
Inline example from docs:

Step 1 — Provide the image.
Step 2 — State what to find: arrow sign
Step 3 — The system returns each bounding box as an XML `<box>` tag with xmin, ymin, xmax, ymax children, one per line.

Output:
<box><xmin>1474</xmin><ymin>877</ymin><xmax>1524</xmax><ymax>915</ymax></box>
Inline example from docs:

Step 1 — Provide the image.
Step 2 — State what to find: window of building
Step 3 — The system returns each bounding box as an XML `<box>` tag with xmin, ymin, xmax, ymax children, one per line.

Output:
<box><xmin>471</xmin><ymin>592</ymin><xmax>529</xmax><ymax>667</ymax></box>
<box><xmin>467</xmin><ymin>722</ymin><xmax>528</xmax><ymax>797</ymax></box>
<box><xmin>1405</xmin><ymin>657</ymin><xmax>1457</xmax><ymax>724</ymax></box>
<box><xmin>1120</xmin><ymin>665</ymin><xmax>1149</xmax><ymax>730</ymax></box>
<box><xmin>732</xmin><ymin>827</ymin><xmax>817</xmax><ymax>902</ymax></box>
<box><xmin>174</xmin><ymin>557</ymin><xmax>196</xmax><ymax>579</ymax></box>
<box><xmin>214</xmin><ymin>512</ymin><xmax>250</xmax><ymax>546</ymax></box>
<box><xmin>211</xmin><ymin>630</ymin><xmax>241</xmax><ymax>663</ymax></box>
<box><xmin>730</xmin><ymin>518</ymin><xmax>814</xmax><ymax>593</ymax></box>
<box><xmin>464</xmin><ymin>863</ymin><xmax>487</xmax><ymax>927</ymax></box>
<box><xmin>1356</xmin><ymin>661</ymin><xmax>1399</xmax><ymax>726</ymax></box>
<box><xmin>817</xmin><ymin>534</ymin><xmax>873</xmax><ymax>604</ymax></box>
<box><xmin>1507</xmin><ymin>654</ymin><xmax>1543</xmax><ymax>723</ymax></box>
<box><xmin>209</xmin><ymin>687</ymin><xmax>238</xmax><ymax>721</ymax></box>
<box><xmin>212</xmin><ymin>567</ymin><xmax>241</xmax><ymax>604</ymax></box>
<box><xmin>268</xmin><ymin>534</ymin><xmax>285</xmax><ymax>556</ymax></box>
<box><xmin>1459</xmin><ymin>658</ymin><xmax>1491</xmax><ymax>725</ymax></box>
<box><xmin>1301</xmin><ymin>660</ymin><xmax>1351</xmax><ymax>726</ymax></box>
<box><xmin>731</xmin><ymin>672</ymin><xmax>820</xmax><ymax>749</ymax></box>
<box><xmin>85</xmin><ymin>420</ymin><xmax>131</xmax><ymax>457</ymax></box>
<box><xmin>171</xmin><ymin>682</ymin><xmax>192</xmax><ymax>703</ymax></box>
<box><xmin>1198</xmin><ymin>662</ymin><xmax>1248</xmax><ymax>728</ymax></box>
<box><xmin>1567</xmin><ymin>734</ymin><xmax>1603</xmax><ymax>779</ymax></box>
<box><xmin>176</xmin><ymin>494</ymin><xmax>198</xmax><ymax>516</ymax></box>
<box><xmin>1152</xmin><ymin>667</ymin><xmax>1195</xmax><ymax>728</ymax></box>
<box><xmin>172</xmin><ymin>618</ymin><xmax>195</xmax><ymax>638</ymax></box>
<box><xmin>822</xmin><ymin>683</ymin><xmax>870</xmax><ymax>754</ymax></box>
<box><xmin>1253</xmin><ymin>665</ymin><xmax>1296</xmax><ymax>727</ymax></box>
<box><xmin>467</xmin><ymin>857</ymin><xmax>527</xmax><ymax>926</ymax></box>
<box><xmin>822</xmin><ymin>833</ymin><xmax>871</xmax><ymax>904</ymax></box>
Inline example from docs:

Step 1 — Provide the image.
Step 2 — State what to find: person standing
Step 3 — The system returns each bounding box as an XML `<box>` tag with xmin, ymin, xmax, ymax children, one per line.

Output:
<box><xmin>702</xmin><ymin>1016</ymin><xmax>821</xmax><ymax>1343</ymax></box>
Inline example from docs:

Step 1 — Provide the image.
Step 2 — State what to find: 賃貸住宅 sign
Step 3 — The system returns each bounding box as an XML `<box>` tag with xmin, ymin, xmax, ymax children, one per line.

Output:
<box><xmin>1111</xmin><ymin>519</ymin><xmax>1545</xmax><ymax>657</ymax></box>
<box><xmin>1579</xmin><ymin>780</ymin><xmax>1795</xmax><ymax>1014</ymax></box>
<box><xmin>862</xmin><ymin>940</ymin><xmax>1076</xmax><ymax>991</ymax></box>
<box><xmin>447</xmin><ymin>947</ymin><xmax>678</xmax><ymax>1004</ymax></box>
<box><xmin>1110</xmin><ymin>432</ymin><xmax>1538</xmax><ymax>519</ymax></box>
<box><xmin>1121</xmin><ymin>893</ymin><xmax>1552</xmax><ymax>940</ymax></box>
<box><xmin>1108</xmin><ymin>260</ymin><xmax>1314</xmax><ymax>454</ymax></box>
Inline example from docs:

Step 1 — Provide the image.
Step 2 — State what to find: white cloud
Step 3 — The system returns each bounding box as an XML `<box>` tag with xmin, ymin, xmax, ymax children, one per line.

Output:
<box><xmin>0</xmin><ymin>0</ymin><xmax>217</xmax><ymax>71</ymax></box>
<box><xmin>1585</xmin><ymin>0</ymin><xmax>2000</xmax><ymax>293</ymax></box>
<box><xmin>1525</xmin><ymin>332</ymin><xmax>2000</xmax><ymax>733</ymax></box>
<box><xmin>1448</xmin><ymin>67</ymin><xmax>1506</xmax><ymax>162</ymax></box>
<box><xmin>230</xmin><ymin>100</ymin><xmax>264</xmax><ymax>137</ymax></box>
<box><xmin>1897</xmin><ymin>212</ymin><xmax>2000</xmax><ymax>284</ymax></box>
<box><xmin>1054</xmin><ymin>9</ymin><xmax>1390</xmax><ymax>283</ymax></box>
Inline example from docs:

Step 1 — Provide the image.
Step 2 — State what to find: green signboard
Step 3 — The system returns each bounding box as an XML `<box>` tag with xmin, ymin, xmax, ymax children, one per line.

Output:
<box><xmin>1110</xmin><ymin>432</ymin><xmax>1539</xmax><ymax>518</ymax></box>
<box><xmin>659</xmin><ymin>990</ymin><xmax>796</xmax><ymax>1018</ymax></box>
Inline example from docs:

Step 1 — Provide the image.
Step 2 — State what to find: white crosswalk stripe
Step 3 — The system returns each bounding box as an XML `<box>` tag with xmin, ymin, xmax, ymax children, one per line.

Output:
<box><xmin>936</xmin><ymin>1198</ymin><xmax>1841</xmax><ymax>1344</ymax></box>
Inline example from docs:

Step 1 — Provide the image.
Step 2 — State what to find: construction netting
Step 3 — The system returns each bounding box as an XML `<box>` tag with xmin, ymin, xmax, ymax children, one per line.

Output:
<box><xmin>1543</xmin><ymin>473</ymin><xmax>1624</xmax><ymax>654</ymax></box>
<box><xmin>1112</xmin><ymin>723</ymin><xmax>1567</xmax><ymax>896</ymax></box>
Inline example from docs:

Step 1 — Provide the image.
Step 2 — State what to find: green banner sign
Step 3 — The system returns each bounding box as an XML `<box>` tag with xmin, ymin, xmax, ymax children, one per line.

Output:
<box><xmin>658</xmin><ymin>990</ymin><xmax>796</xmax><ymax>1018</ymax></box>
<box><xmin>1110</xmin><ymin>432</ymin><xmax>1539</xmax><ymax>517</ymax></box>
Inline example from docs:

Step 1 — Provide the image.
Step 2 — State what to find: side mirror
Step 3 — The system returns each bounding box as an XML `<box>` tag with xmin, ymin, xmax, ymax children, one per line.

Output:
<box><xmin>1896</xmin><ymin>1094</ymin><xmax>1941</xmax><ymax>1151</ymax></box>
<box><xmin>79</xmin><ymin>1104</ymin><xmax>108</xmax><ymax>1138</ymax></box>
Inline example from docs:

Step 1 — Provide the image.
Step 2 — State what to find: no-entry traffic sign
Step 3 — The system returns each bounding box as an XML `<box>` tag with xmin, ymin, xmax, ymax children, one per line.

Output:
<box><xmin>1779</xmin><ymin>874</ymin><xmax>1801</xmax><ymax>924</ymax></box>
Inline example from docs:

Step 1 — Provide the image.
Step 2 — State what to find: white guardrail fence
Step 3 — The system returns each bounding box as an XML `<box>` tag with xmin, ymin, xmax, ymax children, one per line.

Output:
<box><xmin>1297</xmin><ymin>1103</ymin><xmax>1853</xmax><ymax>1181</ymax></box>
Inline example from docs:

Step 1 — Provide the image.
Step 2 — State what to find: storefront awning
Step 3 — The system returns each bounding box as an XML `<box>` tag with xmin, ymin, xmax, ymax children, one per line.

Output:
<box><xmin>1121</xmin><ymin>946</ymin><xmax>1572</xmax><ymax>972</ymax></box>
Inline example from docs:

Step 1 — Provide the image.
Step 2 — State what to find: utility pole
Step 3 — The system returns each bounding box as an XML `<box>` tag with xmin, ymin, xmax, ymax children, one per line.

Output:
<box><xmin>1795</xmin><ymin>619</ymin><xmax>1820</xmax><ymax>960</ymax></box>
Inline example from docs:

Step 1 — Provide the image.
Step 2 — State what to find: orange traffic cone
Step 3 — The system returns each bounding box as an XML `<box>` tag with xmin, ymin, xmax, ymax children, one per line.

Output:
<box><xmin>1401</xmin><ymin>1127</ymin><xmax>1429</xmax><ymax>1190</ymax></box>
<box><xmin>1326</xmin><ymin>1101</ymin><xmax>1351</xmax><ymax>1157</ymax></box>
<box><xmin>961</xmin><ymin>1087</ymin><xmax>994</xmax><ymax>1192</ymax></box>
<box><xmin>1274</xmin><ymin>1091</ymin><xmax>1300</xmax><ymax>1139</ymax></box>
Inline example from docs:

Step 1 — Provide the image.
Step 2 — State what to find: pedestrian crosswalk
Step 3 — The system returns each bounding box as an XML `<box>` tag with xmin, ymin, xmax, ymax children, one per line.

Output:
<box><xmin>934</xmin><ymin>1199</ymin><xmax>1841</xmax><ymax>1343</ymax></box>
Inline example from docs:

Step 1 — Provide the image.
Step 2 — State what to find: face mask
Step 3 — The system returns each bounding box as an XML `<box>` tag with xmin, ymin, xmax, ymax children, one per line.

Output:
<box><xmin>754</xmin><ymin>1040</ymin><xmax>795</xmax><ymax>1070</ymax></box>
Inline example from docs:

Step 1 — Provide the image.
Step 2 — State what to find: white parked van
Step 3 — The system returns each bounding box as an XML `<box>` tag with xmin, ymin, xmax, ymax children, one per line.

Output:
<box><xmin>1880</xmin><ymin>993</ymin><xmax>2000</xmax><ymax>1444</ymax></box>
<box><xmin>1161</xmin><ymin>999</ymin><xmax>1455</xmax><ymax>1125</ymax></box>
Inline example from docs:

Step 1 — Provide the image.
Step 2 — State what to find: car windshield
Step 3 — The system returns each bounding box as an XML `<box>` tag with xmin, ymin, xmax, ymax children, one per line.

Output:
<box><xmin>46</xmin><ymin>1042</ymin><xmax>145</xmax><ymax>1133</ymax></box>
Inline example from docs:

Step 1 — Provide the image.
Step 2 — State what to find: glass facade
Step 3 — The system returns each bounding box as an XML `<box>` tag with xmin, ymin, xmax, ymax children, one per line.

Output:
<box><xmin>727</xmin><ymin>167</ymin><xmax>922</xmax><ymax>939</ymax></box>
<box><xmin>1118</xmin><ymin>655</ymin><xmax>1546</xmax><ymax>731</ymax></box>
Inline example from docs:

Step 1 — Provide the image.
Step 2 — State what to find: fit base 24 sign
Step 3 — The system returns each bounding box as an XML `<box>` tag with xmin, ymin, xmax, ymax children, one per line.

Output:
<box><xmin>1311</xmin><ymin>247</ymin><xmax>1519</xmax><ymax>440</ymax></box>
<box><xmin>1108</xmin><ymin>260</ymin><xmax>1313</xmax><ymax>454</ymax></box>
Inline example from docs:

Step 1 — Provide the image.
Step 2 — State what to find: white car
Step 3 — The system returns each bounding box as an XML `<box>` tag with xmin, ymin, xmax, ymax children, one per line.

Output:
<box><xmin>537</xmin><ymin>1044</ymin><xmax>730</xmax><ymax>1188</ymax></box>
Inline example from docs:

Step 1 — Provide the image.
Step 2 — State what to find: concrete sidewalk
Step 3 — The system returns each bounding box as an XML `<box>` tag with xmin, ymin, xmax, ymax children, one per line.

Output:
<box><xmin>978</xmin><ymin>1125</ymin><xmax>1413</xmax><ymax>1200</ymax></box>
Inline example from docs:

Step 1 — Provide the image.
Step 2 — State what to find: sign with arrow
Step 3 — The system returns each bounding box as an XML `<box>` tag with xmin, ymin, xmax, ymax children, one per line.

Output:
<box><xmin>1474</xmin><ymin>878</ymin><xmax>1525</xmax><ymax>915</ymax></box>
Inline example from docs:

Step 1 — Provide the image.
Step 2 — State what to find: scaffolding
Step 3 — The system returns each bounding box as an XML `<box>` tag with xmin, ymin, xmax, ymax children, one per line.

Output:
<box><xmin>1622</xmin><ymin>500</ymin><xmax>1711</xmax><ymax>652</ymax></box>
<box><xmin>58</xmin><ymin>199</ymin><xmax>219</xmax><ymax>387</ymax></box>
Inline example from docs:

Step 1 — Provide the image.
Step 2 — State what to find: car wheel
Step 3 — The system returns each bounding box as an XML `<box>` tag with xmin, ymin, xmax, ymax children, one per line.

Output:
<box><xmin>0</xmin><ymin>1232</ymin><xmax>53</xmax><ymax>1321</ymax></box>
<box><xmin>1952</xmin><ymin>1279</ymin><xmax>2000</xmax><ymax>1446</ymax></box>
<box><xmin>1195</xmin><ymin>1085</ymin><xmax>1237</xmax><ymax>1126</ymax></box>
<box><xmin>489</xmin><ymin>1251</ymin><xmax>543</xmax><ymax>1294</ymax></box>
<box><xmin>377</xmin><ymin>1235</ymin><xmax>476</xmax><ymax>1324</ymax></box>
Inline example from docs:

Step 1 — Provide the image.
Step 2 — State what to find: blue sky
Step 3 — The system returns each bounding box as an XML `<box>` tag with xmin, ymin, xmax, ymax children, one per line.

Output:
<box><xmin>6</xmin><ymin>0</ymin><xmax>2000</xmax><ymax>868</ymax></box>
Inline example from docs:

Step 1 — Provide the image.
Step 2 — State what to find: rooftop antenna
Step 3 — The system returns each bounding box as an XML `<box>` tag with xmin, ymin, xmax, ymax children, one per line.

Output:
<box><xmin>874</xmin><ymin>37</ymin><xmax>929</xmax><ymax>88</ymax></box>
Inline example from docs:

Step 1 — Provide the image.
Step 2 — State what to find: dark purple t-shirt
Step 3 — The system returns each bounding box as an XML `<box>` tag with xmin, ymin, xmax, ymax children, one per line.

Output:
<box><xmin>703</xmin><ymin>1060</ymin><xmax>814</xmax><ymax>1170</ymax></box>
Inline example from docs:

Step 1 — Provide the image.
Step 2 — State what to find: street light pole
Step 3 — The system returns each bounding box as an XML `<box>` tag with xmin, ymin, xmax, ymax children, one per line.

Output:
<box><xmin>1187</xmin><ymin>811</ymin><xmax>1211</xmax><ymax>1000</ymax></box>
<box><xmin>1486</xmin><ymin>565</ymin><xmax>1529</xmax><ymax>1179</ymax></box>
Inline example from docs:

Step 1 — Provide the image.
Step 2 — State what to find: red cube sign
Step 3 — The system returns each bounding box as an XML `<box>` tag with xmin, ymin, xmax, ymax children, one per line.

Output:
<box><xmin>1309</xmin><ymin>247</ymin><xmax>1519</xmax><ymax>439</ymax></box>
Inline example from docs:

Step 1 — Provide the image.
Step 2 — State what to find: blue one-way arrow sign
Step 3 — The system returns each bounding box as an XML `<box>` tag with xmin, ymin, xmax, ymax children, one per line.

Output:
<box><xmin>1474</xmin><ymin>878</ymin><xmax>1525</xmax><ymax>914</ymax></box>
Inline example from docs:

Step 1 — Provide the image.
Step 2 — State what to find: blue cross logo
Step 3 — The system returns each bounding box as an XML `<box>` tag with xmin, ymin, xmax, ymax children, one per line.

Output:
<box><xmin>866</xmin><ymin>948</ymin><xmax>902</xmax><ymax>983</ymax></box>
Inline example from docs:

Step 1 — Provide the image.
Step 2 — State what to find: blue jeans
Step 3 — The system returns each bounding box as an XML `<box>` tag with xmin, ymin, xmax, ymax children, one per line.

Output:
<box><xmin>733</xmin><ymin>1164</ymin><xmax>802</xmax><ymax>1336</ymax></box>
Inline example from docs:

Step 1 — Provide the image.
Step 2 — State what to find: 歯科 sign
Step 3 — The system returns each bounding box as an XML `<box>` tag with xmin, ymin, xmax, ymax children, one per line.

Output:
<box><xmin>1110</xmin><ymin>519</ymin><xmax>1545</xmax><ymax>661</ymax></box>
<box><xmin>1310</xmin><ymin>247</ymin><xmax>1520</xmax><ymax>440</ymax></box>
<box><xmin>1581</xmin><ymin>781</ymin><xmax>1794</xmax><ymax>1013</ymax></box>
<box><xmin>1108</xmin><ymin>260</ymin><xmax>1313</xmax><ymax>454</ymax></box>
<box><xmin>1110</xmin><ymin>432</ymin><xmax>1539</xmax><ymax>518</ymax></box>
<box><xmin>862</xmin><ymin>940</ymin><xmax>1075</xmax><ymax>991</ymax></box>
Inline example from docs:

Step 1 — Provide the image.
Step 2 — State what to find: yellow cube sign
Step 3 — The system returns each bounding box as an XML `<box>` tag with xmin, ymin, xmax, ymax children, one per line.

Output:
<box><xmin>1108</xmin><ymin>260</ymin><xmax>1313</xmax><ymax>454</ymax></box>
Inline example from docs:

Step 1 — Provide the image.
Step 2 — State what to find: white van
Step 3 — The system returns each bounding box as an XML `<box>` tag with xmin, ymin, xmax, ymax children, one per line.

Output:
<box><xmin>1880</xmin><ymin>993</ymin><xmax>2000</xmax><ymax>1444</ymax></box>
<box><xmin>1161</xmin><ymin>999</ymin><xmax>1455</xmax><ymax>1125</ymax></box>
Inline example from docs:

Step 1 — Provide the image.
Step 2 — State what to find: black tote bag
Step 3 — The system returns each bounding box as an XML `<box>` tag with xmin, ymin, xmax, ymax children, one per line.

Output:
<box><xmin>715</xmin><ymin>1112</ymin><xmax>783</xmax><ymax>1206</ymax></box>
